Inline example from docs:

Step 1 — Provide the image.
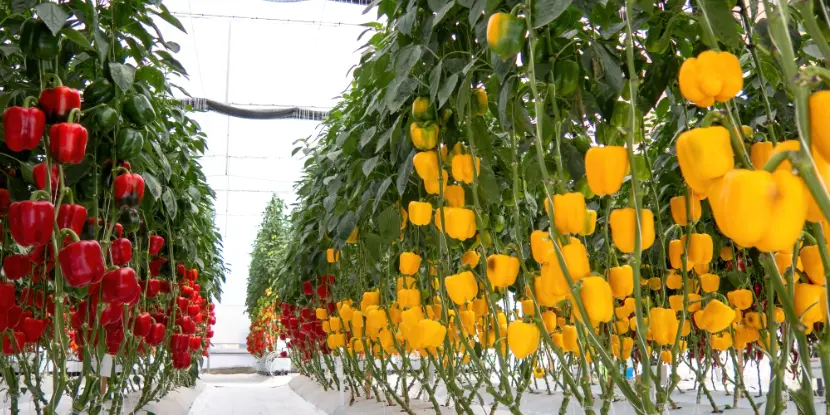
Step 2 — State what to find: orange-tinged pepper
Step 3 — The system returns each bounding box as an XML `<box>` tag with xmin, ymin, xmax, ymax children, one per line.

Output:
<box><xmin>678</xmin><ymin>50</ymin><xmax>743</xmax><ymax>107</ymax></box>
<box><xmin>711</xmin><ymin>332</ymin><xmax>732</xmax><ymax>351</ymax></box>
<box><xmin>507</xmin><ymin>321</ymin><xmax>540</xmax><ymax>359</ymax></box>
<box><xmin>708</xmin><ymin>169</ymin><xmax>807</xmax><ymax>252</ymax></box>
<box><xmin>346</xmin><ymin>227</ymin><xmax>359</xmax><ymax>244</ymax></box>
<box><xmin>329</xmin><ymin>317</ymin><xmax>342</xmax><ymax>333</ymax></box>
<box><xmin>699</xmin><ymin>273</ymin><xmax>720</xmax><ymax>293</ymax></box>
<box><xmin>670</xmin><ymin>195</ymin><xmax>702</xmax><ymax>226</ymax></box>
<box><xmin>661</xmin><ymin>350</ymin><xmax>672</xmax><ymax>364</ymax></box>
<box><xmin>413</xmin><ymin>151</ymin><xmax>439</xmax><ymax>181</ymax></box>
<box><xmin>444</xmin><ymin>184</ymin><xmax>465</xmax><ymax>208</ymax></box>
<box><xmin>676</xmin><ymin>126</ymin><xmax>734</xmax><ymax>196</ymax></box>
<box><xmin>408</xmin><ymin>201</ymin><xmax>432</xmax><ymax>226</ymax></box>
<box><xmin>472</xmin><ymin>298</ymin><xmax>488</xmax><ymax>316</ymax></box>
<box><xmin>774</xmin><ymin>252</ymin><xmax>802</xmax><ymax>275</ymax></box>
<box><xmin>585</xmin><ymin>146</ymin><xmax>629</xmax><ymax>196</ymax></box>
<box><xmin>451</xmin><ymin>154</ymin><xmax>480</xmax><ymax>184</ymax></box>
<box><xmin>399</xmin><ymin>252</ymin><xmax>422</xmax><ymax>275</ymax></box>
<box><xmin>615</xmin><ymin>318</ymin><xmax>629</xmax><ymax>334</ymax></box>
<box><xmin>361</xmin><ymin>290</ymin><xmax>380</xmax><ymax>312</ymax></box>
<box><xmin>445</xmin><ymin>271</ymin><xmax>478</xmax><ymax>305</ymax></box>
<box><xmin>800</xmin><ymin>245</ymin><xmax>826</xmax><ymax>285</ymax></box>
<box><xmin>720</xmin><ymin>246</ymin><xmax>734</xmax><ymax>261</ymax></box>
<box><xmin>486</xmin><ymin>254</ymin><xmax>520</xmax><ymax>288</ymax></box>
<box><xmin>806</xmin><ymin>147</ymin><xmax>830</xmax><ymax>223</ymax></box>
<box><xmin>397</xmin><ymin>289</ymin><xmax>421</xmax><ymax>308</ymax></box>
<box><xmin>609</xmin><ymin>265</ymin><xmax>633</xmax><ymax>299</ymax></box>
<box><xmin>609</xmin><ymin>208</ymin><xmax>655</xmax><ymax>253</ymax></box>
<box><xmin>612</xmin><ymin>336</ymin><xmax>634</xmax><ymax>360</ymax></box>
<box><xmin>461</xmin><ymin>250</ymin><xmax>480</xmax><ymax>267</ymax></box>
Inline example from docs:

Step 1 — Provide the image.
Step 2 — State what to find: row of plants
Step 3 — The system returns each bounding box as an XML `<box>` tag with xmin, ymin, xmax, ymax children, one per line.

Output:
<box><xmin>0</xmin><ymin>0</ymin><xmax>224</xmax><ymax>414</ymax></box>
<box><xmin>249</xmin><ymin>0</ymin><xmax>830</xmax><ymax>414</ymax></box>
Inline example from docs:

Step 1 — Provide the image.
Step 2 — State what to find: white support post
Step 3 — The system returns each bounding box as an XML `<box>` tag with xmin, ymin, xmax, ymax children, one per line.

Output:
<box><xmin>336</xmin><ymin>357</ymin><xmax>345</xmax><ymax>406</ymax></box>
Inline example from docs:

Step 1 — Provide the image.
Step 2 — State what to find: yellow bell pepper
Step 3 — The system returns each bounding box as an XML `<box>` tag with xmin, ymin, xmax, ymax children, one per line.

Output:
<box><xmin>444</xmin><ymin>184</ymin><xmax>465</xmax><ymax>208</ymax></box>
<box><xmin>689</xmin><ymin>233</ymin><xmax>713</xmax><ymax>264</ymax></box>
<box><xmin>451</xmin><ymin>154</ymin><xmax>480</xmax><ymax>184</ymax></box>
<box><xmin>351</xmin><ymin>310</ymin><xmax>365</xmax><ymax>330</ymax></box>
<box><xmin>734</xmin><ymin>324</ymin><xmax>760</xmax><ymax>348</ymax></box>
<box><xmin>530</xmin><ymin>230</ymin><xmax>554</xmax><ymax>263</ymax></box>
<box><xmin>578</xmin><ymin>276</ymin><xmax>613</xmax><ymax>323</ymax></box>
<box><xmin>461</xmin><ymin>250</ymin><xmax>480</xmax><ymax>267</ymax></box>
<box><xmin>612</xmin><ymin>336</ymin><xmax>634</xmax><ymax>360</ymax></box>
<box><xmin>542</xmin><ymin>310</ymin><xmax>557</xmax><ymax>332</ymax></box>
<box><xmin>472</xmin><ymin>297</ymin><xmax>488</xmax><ymax>316</ymax></box>
<box><xmin>521</xmin><ymin>299</ymin><xmax>535</xmax><ymax>316</ymax></box>
<box><xmin>678</xmin><ymin>50</ymin><xmax>743</xmax><ymax>107</ymax></box>
<box><xmin>720</xmin><ymin>246</ymin><xmax>734</xmax><ymax>261</ymax></box>
<box><xmin>800</xmin><ymin>245</ymin><xmax>826</xmax><ymax>285</ymax></box>
<box><xmin>413</xmin><ymin>150</ymin><xmax>439</xmax><ymax>181</ymax></box>
<box><xmin>327</xmin><ymin>333</ymin><xmax>346</xmax><ymax>348</ymax></box>
<box><xmin>444</xmin><ymin>207</ymin><xmax>477</xmax><ymax>240</ymax></box>
<box><xmin>408</xmin><ymin>201</ymin><xmax>432</xmax><ymax>226</ymax></box>
<box><xmin>507</xmin><ymin>321</ymin><xmax>540</xmax><ymax>359</ymax></box>
<box><xmin>669</xmin><ymin>239</ymin><xmax>692</xmax><ymax>271</ymax></box>
<box><xmin>445</xmin><ymin>271</ymin><xmax>478</xmax><ymax>305</ymax></box>
<box><xmin>727</xmin><ymin>289</ymin><xmax>753</xmax><ymax>311</ymax></box>
<box><xmin>649</xmin><ymin>307</ymin><xmax>679</xmax><ymax>346</ymax></box>
<box><xmin>666</xmin><ymin>270</ymin><xmax>682</xmax><ymax>290</ymax></box>
<box><xmin>711</xmin><ymin>332</ymin><xmax>732</xmax><ymax>351</ymax></box>
<box><xmin>329</xmin><ymin>317</ymin><xmax>342</xmax><ymax>333</ymax></box>
<box><xmin>609</xmin><ymin>208</ymin><xmax>655</xmax><ymax>253</ymax></box>
<box><xmin>579</xmin><ymin>209</ymin><xmax>597</xmax><ymax>236</ymax></box>
<box><xmin>397</xmin><ymin>276</ymin><xmax>416</xmax><ymax>291</ymax></box>
<box><xmin>399</xmin><ymin>252</ymin><xmax>422</xmax><ymax>275</ymax></box>
<box><xmin>410</xmin><ymin>122</ymin><xmax>439</xmax><ymax>150</ymax></box>
<box><xmin>361</xmin><ymin>290</ymin><xmax>380</xmax><ymax>312</ymax></box>
<box><xmin>326</xmin><ymin>248</ymin><xmax>340</xmax><ymax>263</ymax></box>
<box><xmin>795</xmin><ymin>283</ymin><xmax>827</xmax><ymax>326</ymax></box>
<box><xmin>699</xmin><ymin>273</ymin><xmax>720</xmax><ymax>293</ymax></box>
<box><xmin>539</xmin><ymin>239</ymin><xmax>591</xmax><ymax>296</ymax></box>
<box><xmin>750</xmin><ymin>141</ymin><xmax>773</xmax><ymax>170</ymax></box>
<box><xmin>397</xmin><ymin>289</ymin><xmax>421</xmax><ymax>309</ymax></box>
<box><xmin>584</xmin><ymin>146</ymin><xmax>629</xmax><ymax>196</ymax></box>
<box><xmin>669</xmin><ymin>195</ymin><xmax>702</xmax><ymax>226</ymax></box>
<box><xmin>660</xmin><ymin>350</ymin><xmax>672</xmax><ymax>364</ymax></box>
<box><xmin>810</xmin><ymin>91</ymin><xmax>830</xmax><ymax>163</ymax></box>
<box><xmin>609</xmin><ymin>265</ymin><xmax>633</xmax><ymax>299</ymax></box>
<box><xmin>486</xmin><ymin>254</ymin><xmax>520</xmax><ymax>288</ymax></box>
<box><xmin>615</xmin><ymin>318</ymin><xmax>629</xmax><ymax>334</ymax></box>
<box><xmin>316</xmin><ymin>308</ymin><xmax>328</xmax><ymax>320</ymax></box>
<box><xmin>562</xmin><ymin>325</ymin><xmax>578</xmax><ymax>352</ymax></box>
<box><xmin>551</xmin><ymin>193</ymin><xmax>586</xmax><ymax>235</ymax></box>
<box><xmin>774</xmin><ymin>252</ymin><xmax>802</xmax><ymax>275</ymax></box>
<box><xmin>648</xmin><ymin>277</ymin><xmax>662</xmax><ymax>290</ymax></box>
<box><xmin>676</xmin><ymin>126</ymin><xmax>734</xmax><ymax>196</ymax></box>
<box><xmin>472</xmin><ymin>87</ymin><xmax>488</xmax><ymax>117</ymax></box>
<box><xmin>708</xmin><ymin>169</ymin><xmax>807</xmax><ymax>252</ymax></box>
<box><xmin>424</xmin><ymin>169</ymin><xmax>448</xmax><ymax>195</ymax></box>
<box><xmin>346</xmin><ymin>227</ymin><xmax>359</xmax><ymax>244</ymax></box>
<box><xmin>699</xmin><ymin>299</ymin><xmax>734</xmax><ymax>333</ymax></box>
<box><xmin>533</xmin><ymin>366</ymin><xmax>545</xmax><ymax>379</ymax></box>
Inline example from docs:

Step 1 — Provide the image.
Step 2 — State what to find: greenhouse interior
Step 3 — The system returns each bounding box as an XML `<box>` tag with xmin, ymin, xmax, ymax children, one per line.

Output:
<box><xmin>1</xmin><ymin>0</ymin><xmax>830</xmax><ymax>413</ymax></box>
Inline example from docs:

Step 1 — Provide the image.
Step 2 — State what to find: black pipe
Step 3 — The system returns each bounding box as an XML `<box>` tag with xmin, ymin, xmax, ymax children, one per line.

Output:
<box><xmin>178</xmin><ymin>98</ymin><xmax>329</xmax><ymax>121</ymax></box>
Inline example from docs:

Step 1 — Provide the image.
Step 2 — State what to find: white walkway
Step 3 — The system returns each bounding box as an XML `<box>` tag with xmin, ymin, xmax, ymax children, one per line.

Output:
<box><xmin>186</xmin><ymin>374</ymin><xmax>326</xmax><ymax>415</ymax></box>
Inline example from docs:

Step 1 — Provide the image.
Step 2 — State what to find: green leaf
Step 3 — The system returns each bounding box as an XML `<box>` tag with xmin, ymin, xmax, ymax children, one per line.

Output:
<box><xmin>162</xmin><ymin>188</ymin><xmax>177</xmax><ymax>219</ymax></box>
<box><xmin>373</xmin><ymin>177</ymin><xmax>393</xmax><ymax>214</ymax></box>
<box><xmin>702</xmin><ymin>0</ymin><xmax>740</xmax><ymax>48</ymax></box>
<box><xmin>61</xmin><ymin>28</ymin><xmax>91</xmax><ymax>50</ymax></box>
<box><xmin>108</xmin><ymin>63</ymin><xmax>136</xmax><ymax>92</ymax></box>
<box><xmin>93</xmin><ymin>30</ymin><xmax>110</xmax><ymax>63</ymax></box>
<box><xmin>324</xmin><ymin>194</ymin><xmax>337</xmax><ymax>212</ymax></box>
<box><xmin>364</xmin><ymin>232</ymin><xmax>383</xmax><ymax>263</ymax></box>
<box><xmin>395</xmin><ymin>45</ymin><xmax>422</xmax><ymax>78</ymax></box>
<box><xmin>532</xmin><ymin>0</ymin><xmax>573</xmax><ymax>28</ymax></box>
<box><xmin>429</xmin><ymin>61</ymin><xmax>443</xmax><ymax>104</ymax></box>
<box><xmin>560</xmin><ymin>140</ymin><xmax>586</xmax><ymax>181</ymax></box>
<box><xmin>633</xmin><ymin>154</ymin><xmax>651</xmax><ymax>181</ymax></box>
<box><xmin>143</xmin><ymin>172</ymin><xmax>163</xmax><ymax>200</ymax></box>
<box><xmin>397</xmin><ymin>149</ymin><xmax>416</xmax><ymax>196</ymax></box>
<box><xmin>398</xmin><ymin>6</ymin><xmax>417</xmax><ymax>36</ymax></box>
<box><xmin>433</xmin><ymin>1</ymin><xmax>456</xmax><ymax>28</ymax></box>
<box><xmin>378</xmin><ymin>205</ymin><xmax>401</xmax><ymax>242</ymax></box>
<box><xmin>336</xmin><ymin>211</ymin><xmax>357</xmax><ymax>241</ymax></box>
<box><xmin>153</xmin><ymin>5</ymin><xmax>187</xmax><ymax>33</ymax></box>
<box><xmin>438</xmin><ymin>73</ymin><xmax>458</xmax><ymax>109</ymax></box>
<box><xmin>136</xmin><ymin>66</ymin><xmax>166</xmax><ymax>90</ymax></box>
<box><xmin>35</xmin><ymin>3</ymin><xmax>68</xmax><ymax>35</ymax></box>
<box><xmin>359</xmin><ymin>127</ymin><xmax>377</xmax><ymax>149</ymax></box>
<box><xmin>11</xmin><ymin>0</ymin><xmax>36</xmax><ymax>13</ymax></box>
<box><xmin>362</xmin><ymin>156</ymin><xmax>380</xmax><ymax>177</ymax></box>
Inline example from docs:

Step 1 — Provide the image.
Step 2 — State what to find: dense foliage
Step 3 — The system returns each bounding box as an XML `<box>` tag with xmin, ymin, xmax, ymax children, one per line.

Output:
<box><xmin>251</xmin><ymin>0</ymin><xmax>830</xmax><ymax>414</ymax></box>
<box><xmin>0</xmin><ymin>0</ymin><xmax>223</xmax><ymax>413</ymax></box>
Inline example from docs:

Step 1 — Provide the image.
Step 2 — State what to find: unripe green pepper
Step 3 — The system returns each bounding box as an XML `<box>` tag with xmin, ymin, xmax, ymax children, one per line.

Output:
<box><xmin>122</xmin><ymin>94</ymin><xmax>156</xmax><ymax>126</ymax></box>
<box><xmin>486</xmin><ymin>13</ymin><xmax>526</xmax><ymax>61</ymax></box>
<box><xmin>115</xmin><ymin>128</ymin><xmax>144</xmax><ymax>160</ymax></box>
<box><xmin>83</xmin><ymin>79</ymin><xmax>116</xmax><ymax>109</ymax></box>
<box><xmin>412</xmin><ymin>97</ymin><xmax>434</xmax><ymax>121</ymax></box>
<box><xmin>19</xmin><ymin>20</ymin><xmax>60</xmax><ymax>60</ymax></box>
<box><xmin>118</xmin><ymin>207</ymin><xmax>141</xmax><ymax>233</ymax></box>
<box><xmin>84</xmin><ymin>106</ymin><xmax>119</xmax><ymax>133</ymax></box>
<box><xmin>554</xmin><ymin>60</ymin><xmax>580</xmax><ymax>97</ymax></box>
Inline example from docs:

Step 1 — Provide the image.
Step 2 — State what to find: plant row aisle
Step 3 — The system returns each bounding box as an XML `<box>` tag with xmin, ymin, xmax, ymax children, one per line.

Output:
<box><xmin>0</xmin><ymin>0</ymin><xmax>224</xmax><ymax>413</ymax></box>
<box><xmin>254</xmin><ymin>0</ymin><xmax>830</xmax><ymax>413</ymax></box>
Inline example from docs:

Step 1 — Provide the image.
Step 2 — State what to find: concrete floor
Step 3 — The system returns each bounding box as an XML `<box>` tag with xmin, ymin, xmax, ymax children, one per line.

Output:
<box><xmin>186</xmin><ymin>374</ymin><xmax>325</xmax><ymax>415</ymax></box>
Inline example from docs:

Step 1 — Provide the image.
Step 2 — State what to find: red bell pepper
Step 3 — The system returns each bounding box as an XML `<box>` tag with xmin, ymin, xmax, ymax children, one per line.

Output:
<box><xmin>149</xmin><ymin>235</ymin><xmax>164</xmax><ymax>256</ymax></box>
<box><xmin>99</xmin><ymin>303</ymin><xmax>123</xmax><ymax>327</ymax></box>
<box><xmin>110</xmin><ymin>238</ymin><xmax>132</xmax><ymax>266</ymax></box>
<box><xmin>176</xmin><ymin>296</ymin><xmax>189</xmax><ymax>312</ymax></box>
<box><xmin>49</xmin><ymin>121</ymin><xmax>88</xmax><ymax>164</ymax></box>
<box><xmin>172</xmin><ymin>351</ymin><xmax>191</xmax><ymax>369</ymax></box>
<box><xmin>176</xmin><ymin>262</ymin><xmax>186</xmax><ymax>278</ymax></box>
<box><xmin>188</xmin><ymin>268</ymin><xmax>198</xmax><ymax>281</ymax></box>
<box><xmin>143</xmin><ymin>279</ymin><xmax>160</xmax><ymax>298</ymax></box>
<box><xmin>113</xmin><ymin>173</ymin><xmax>145</xmax><ymax>208</ymax></box>
<box><xmin>2</xmin><ymin>331</ymin><xmax>25</xmax><ymax>355</ymax></box>
<box><xmin>209</xmin><ymin>303</ymin><xmax>215</xmax><ymax>311</ymax></box>
<box><xmin>0</xmin><ymin>283</ymin><xmax>14</xmax><ymax>311</ymax></box>
<box><xmin>146</xmin><ymin>322</ymin><xmax>166</xmax><ymax>346</ymax></box>
<box><xmin>57</xmin><ymin>204</ymin><xmax>87</xmax><ymax>236</ymax></box>
<box><xmin>3</xmin><ymin>104</ymin><xmax>45</xmax><ymax>152</ymax></box>
<box><xmin>302</xmin><ymin>281</ymin><xmax>313</xmax><ymax>296</ymax></box>
<box><xmin>39</xmin><ymin>86</ymin><xmax>81</xmax><ymax>121</ymax></box>
<box><xmin>0</xmin><ymin>305</ymin><xmax>22</xmax><ymax>331</ymax></box>
<box><xmin>3</xmin><ymin>254</ymin><xmax>32</xmax><ymax>280</ymax></box>
<box><xmin>207</xmin><ymin>329</ymin><xmax>214</xmax><ymax>339</ymax></box>
<box><xmin>189</xmin><ymin>335</ymin><xmax>202</xmax><ymax>350</ymax></box>
<box><xmin>176</xmin><ymin>316</ymin><xmax>196</xmax><ymax>334</ymax></box>
<box><xmin>0</xmin><ymin>189</ymin><xmax>9</xmax><ymax>216</ymax></box>
<box><xmin>32</xmin><ymin>162</ymin><xmax>60</xmax><ymax>192</ymax></box>
<box><xmin>193</xmin><ymin>313</ymin><xmax>203</xmax><ymax>324</ymax></box>
<box><xmin>29</xmin><ymin>244</ymin><xmax>55</xmax><ymax>277</ymax></box>
<box><xmin>58</xmin><ymin>241</ymin><xmax>106</xmax><ymax>288</ymax></box>
<box><xmin>20</xmin><ymin>317</ymin><xmax>46</xmax><ymax>343</ymax></box>
<box><xmin>149</xmin><ymin>257</ymin><xmax>167</xmax><ymax>277</ymax></box>
<box><xmin>133</xmin><ymin>312</ymin><xmax>152</xmax><ymax>338</ymax></box>
<box><xmin>180</xmin><ymin>285</ymin><xmax>194</xmax><ymax>298</ymax></box>
<box><xmin>9</xmin><ymin>201</ymin><xmax>54</xmax><ymax>247</ymax></box>
<box><xmin>101</xmin><ymin>267</ymin><xmax>140</xmax><ymax>304</ymax></box>
<box><xmin>187</xmin><ymin>304</ymin><xmax>200</xmax><ymax>317</ymax></box>
<box><xmin>106</xmin><ymin>326</ymin><xmax>124</xmax><ymax>354</ymax></box>
<box><xmin>171</xmin><ymin>333</ymin><xmax>190</xmax><ymax>353</ymax></box>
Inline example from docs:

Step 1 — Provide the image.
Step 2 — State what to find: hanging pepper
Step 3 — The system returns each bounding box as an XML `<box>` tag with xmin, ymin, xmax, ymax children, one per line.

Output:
<box><xmin>3</xmin><ymin>100</ymin><xmax>45</xmax><ymax>152</ymax></box>
<box><xmin>122</xmin><ymin>94</ymin><xmax>156</xmax><ymax>126</ymax></box>
<box><xmin>117</xmin><ymin>207</ymin><xmax>140</xmax><ymax>233</ymax></box>
<box><xmin>82</xmin><ymin>79</ymin><xmax>115</xmax><ymax>108</ymax></box>
<box><xmin>148</xmin><ymin>235</ymin><xmax>165</xmax><ymax>256</ymax></box>
<box><xmin>57</xmin><ymin>204</ymin><xmax>88</xmax><ymax>236</ymax></box>
<box><xmin>83</xmin><ymin>106</ymin><xmax>118</xmax><ymax>133</ymax></box>
<box><xmin>110</xmin><ymin>238</ymin><xmax>133</xmax><ymax>266</ymax></box>
<box><xmin>39</xmin><ymin>86</ymin><xmax>81</xmax><ymax>121</ymax></box>
<box><xmin>113</xmin><ymin>173</ymin><xmax>145</xmax><ymax>208</ymax></box>
<box><xmin>115</xmin><ymin>128</ymin><xmax>144</xmax><ymax>160</ymax></box>
<box><xmin>20</xmin><ymin>317</ymin><xmax>47</xmax><ymax>343</ymax></box>
<box><xmin>2</xmin><ymin>331</ymin><xmax>24</xmax><ymax>355</ymax></box>
<box><xmin>486</xmin><ymin>12</ymin><xmax>526</xmax><ymax>61</ymax></box>
<box><xmin>19</xmin><ymin>19</ymin><xmax>59</xmax><ymax>60</ymax></box>
<box><xmin>49</xmin><ymin>109</ymin><xmax>88</xmax><ymax>164</ymax></box>
<box><xmin>58</xmin><ymin>241</ymin><xmax>106</xmax><ymax>288</ymax></box>
<box><xmin>3</xmin><ymin>254</ymin><xmax>33</xmax><ymax>280</ymax></box>
<box><xmin>9</xmin><ymin>201</ymin><xmax>54</xmax><ymax>247</ymax></box>
<box><xmin>99</xmin><ymin>303</ymin><xmax>123</xmax><ymax>327</ymax></box>
<box><xmin>0</xmin><ymin>283</ymin><xmax>15</xmax><ymax>310</ymax></box>
<box><xmin>146</xmin><ymin>323</ymin><xmax>166</xmax><ymax>345</ymax></box>
<box><xmin>149</xmin><ymin>257</ymin><xmax>168</xmax><ymax>277</ymax></box>
<box><xmin>0</xmin><ymin>305</ymin><xmax>22</xmax><ymax>332</ymax></box>
<box><xmin>101</xmin><ymin>267</ymin><xmax>141</xmax><ymax>304</ymax></box>
<box><xmin>133</xmin><ymin>312</ymin><xmax>152</xmax><ymax>338</ymax></box>
<box><xmin>32</xmin><ymin>162</ymin><xmax>60</xmax><ymax>192</ymax></box>
<box><xmin>142</xmin><ymin>279</ymin><xmax>161</xmax><ymax>298</ymax></box>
